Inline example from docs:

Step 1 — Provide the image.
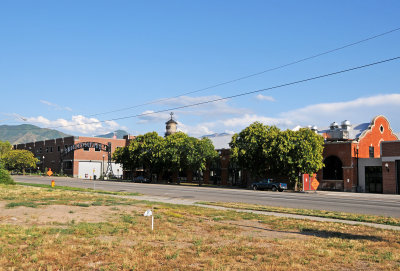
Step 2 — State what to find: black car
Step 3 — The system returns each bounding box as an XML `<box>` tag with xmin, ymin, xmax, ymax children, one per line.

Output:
<box><xmin>251</xmin><ymin>179</ymin><xmax>287</xmax><ymax>192</ymax></box>
<box><xmin>133</xmin><ymin>176</ymin><xmax>151</xmax><ymax>183</ymax></box>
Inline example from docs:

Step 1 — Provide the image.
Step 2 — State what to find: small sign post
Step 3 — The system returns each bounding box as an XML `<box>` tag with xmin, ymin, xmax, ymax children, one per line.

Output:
<box><xmin>93</xmin><ymin>168</ymin><xmax>96</xmax><ymax>190</ymax></box>
<box><xmin>47</xmin><ymin>168</ymin><xmax>53</xmax><ymax>177</ymax></box>
<box><xmin>144</xmin><ymin>209</ymin><xmax>153</xmax><ymax>231</ymax></box>
<box><xmin>311</xmin><ymin>176</ymin><xmax>320</xmax><ymax>191</ymax></box>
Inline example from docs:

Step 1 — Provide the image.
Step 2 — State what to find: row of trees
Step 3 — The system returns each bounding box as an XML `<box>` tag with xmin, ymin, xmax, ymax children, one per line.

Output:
<box><xmin>113</xmin><ymin>132</ymin><xmax>218</xmax><ymax>181</ymax></box>
<box><xmin>230</xmin><ymin>122</ymin><xmax>324</xmax><ymax>189</ymax></box>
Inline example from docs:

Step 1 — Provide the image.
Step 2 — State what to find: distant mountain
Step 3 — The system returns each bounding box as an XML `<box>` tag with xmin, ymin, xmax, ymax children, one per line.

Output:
<box><xmin>95</xmin><ymin>130</ymin><xmax>128</xmax><ymax>139</ymax></box>
<box><xmin>0</xmin><ymin>124</ymin><xmax>71</xmax><ymax>145</ymax></box>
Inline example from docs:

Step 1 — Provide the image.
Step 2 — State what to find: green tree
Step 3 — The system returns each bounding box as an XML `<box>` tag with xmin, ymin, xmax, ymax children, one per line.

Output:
<box><xmin>272</xmin><ymin>129</ymin><xmax>324</xmax><ymax>189</ymax></box>
<box><xmin>2</xmin><ymin>149</ymin><xmax>39</xmax><ymax>173</ymax></box>
<box><xmin>162</xmin><ymin>132</ymin><xmax>188</xmax><ymax>174</ymax></box>
<box><xmin>185</xmin><ymin>137</ymin><xmax>218</xmax><ymax>173</ymax></box>
<box><xmin>0</xmin><ymin>140</ymin><xmax>12</xmax><ymax>160</ymax></box>
<box><xmin>229</xmin><ymin>122</ymin><xmax>280</xmax><ymax>180</ymax></box>
<box><xmin>230</xmin><ymin>122</ymin><xmax>324</xmax><ymax>190</ymax></box>
<box><xmin>113</xmin><ymin>132</ymin><xmax>165</xmax><ymax>180</ymax></box>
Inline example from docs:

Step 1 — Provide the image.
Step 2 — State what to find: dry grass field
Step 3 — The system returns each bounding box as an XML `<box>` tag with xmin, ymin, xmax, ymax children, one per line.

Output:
<box><xmin>0</xmin><ymin>184</ymin><xmax>399</xmax><ymax>270</ymax></box>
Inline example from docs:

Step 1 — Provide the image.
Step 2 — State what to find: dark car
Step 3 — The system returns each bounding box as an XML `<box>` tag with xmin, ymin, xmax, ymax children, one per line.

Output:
<box><xmin>251</xmin><ymin>179</ymin><xmax>287</xmax><ymax>192</ymax></box>
<box><xmin>133</xmin><ymin>176</ymin><xmax>151</xmax><ymax>183</ymax></box>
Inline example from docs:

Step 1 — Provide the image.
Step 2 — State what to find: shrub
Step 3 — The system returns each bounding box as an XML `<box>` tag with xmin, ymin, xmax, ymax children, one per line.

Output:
<box><xmin>0</xmin><ymin>167</ymin><xmax>15</xmax><ymax>185</ymax></box>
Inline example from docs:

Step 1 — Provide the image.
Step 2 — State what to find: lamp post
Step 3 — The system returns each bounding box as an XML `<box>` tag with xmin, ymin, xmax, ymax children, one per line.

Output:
<box><xmin>355</xmin><ymin>144</ymin><xmax>359</xmax><ymax>192</ymax></box>
<box><xmin>102</xmin><ymin>155</ymin><xmax>105</xmax><ymax>180</ymax></box>
<box><xmin>42</xmin><ymin>155</ymin><xmax>45</xmax><ymax>174</ymax></box>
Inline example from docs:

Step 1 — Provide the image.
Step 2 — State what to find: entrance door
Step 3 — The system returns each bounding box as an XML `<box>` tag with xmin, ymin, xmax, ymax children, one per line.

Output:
<box><xmin>396</xmin><ymin>160</ymin><xmax>400</xmax><ymax>195</ymax></box>
<box><xmin>365</xmin><ymin>166</ymin><xmax>382</xmax><ymax>193</ymax></box>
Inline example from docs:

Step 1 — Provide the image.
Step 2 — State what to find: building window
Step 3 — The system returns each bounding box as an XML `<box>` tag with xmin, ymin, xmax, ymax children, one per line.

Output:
<box><xmin>83</xmin><ymin>145</ymin><xmax>90</xmax><ymax>151</ymax></box>
<box><xmin>38</xmin><ymin>147</ymin><xmax>42</xmax><ymax>153</ymax></box>
<box><xmin>50</xmin><ymin>147</ymin><xmax>53</xmax><ymax>153</ymax></box>
<box><xmin>380</xmin><ymin>125</ymin><xmax>384</xmax><ymax>133</ymax></box>
<box><xmin>57</xmin><ymin>146</ymin><xmax>60</xmax><ymax>152</ymax></box>
<box><xmin>63</xmin><ymin>161</ymin><xmax>73</xmax><ymax>170</ymax></box>
<box><xmin>95</xmin><ymin>144</ymin><xmax>101</xmax><ymax>152</ymax></box>
<box><xmin>369</xmin><ymin>146</ymin><xmax>374</xmax><ymax>158</ymax></box>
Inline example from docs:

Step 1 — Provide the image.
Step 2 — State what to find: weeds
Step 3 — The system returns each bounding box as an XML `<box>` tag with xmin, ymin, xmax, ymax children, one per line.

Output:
<box><xmin>0</xmin><ymin>185</ymin><xmax>399</xmax><ymax>270</ymax></box>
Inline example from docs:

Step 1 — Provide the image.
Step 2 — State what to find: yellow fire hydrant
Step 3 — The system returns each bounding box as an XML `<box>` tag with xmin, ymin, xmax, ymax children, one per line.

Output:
<box><xmin>51</xmin><ymin>180</ymin><xmax>55</xmax><ymax>188</ymax></box>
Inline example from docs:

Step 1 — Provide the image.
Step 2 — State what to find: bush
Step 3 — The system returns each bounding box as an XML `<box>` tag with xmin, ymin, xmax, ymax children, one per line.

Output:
<box><xmin>0</xmin><ymin>167</ymin><xmax>15</xmax><ymax>185</ymax></box>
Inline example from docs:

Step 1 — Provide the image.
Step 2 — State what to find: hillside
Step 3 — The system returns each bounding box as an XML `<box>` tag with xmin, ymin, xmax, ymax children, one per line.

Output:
<box><xmin>0</xmin><ymin>124</ymin><xmax>71</xmax><ymax>145</ymax></box>
<box><xmin>95</xmin><ymin>130</ymin><xmax>128</xmax><ymax>139</ymax></box>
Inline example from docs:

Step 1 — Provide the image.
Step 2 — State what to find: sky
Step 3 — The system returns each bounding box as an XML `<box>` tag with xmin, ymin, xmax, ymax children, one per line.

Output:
<box><xmin>1</xmin><ymin>0</ymin><xmax>400</xmax><ymax>138</ymax></box>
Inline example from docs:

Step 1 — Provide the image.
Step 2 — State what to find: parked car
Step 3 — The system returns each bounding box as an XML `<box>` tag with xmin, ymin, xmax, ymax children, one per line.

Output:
<box><xmin>251</xmin><ymin>179</ymin><xmax>287</xmax><ymax>192</ymax></box>
<box><xmin>133</xmin><ymin>176</ymin><xmax>151</xmax><ymax>183</ymax></box>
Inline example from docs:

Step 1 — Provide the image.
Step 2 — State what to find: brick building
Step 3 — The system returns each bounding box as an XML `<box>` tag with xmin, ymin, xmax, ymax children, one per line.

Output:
<box><xmin>381</xmin><ymin>141</ymin><xmax>400</xmax><ymax>194</ymax></box>
<box><xmin>316</xmin><ymin>115</ymin><xmax>398</xmax><ymax>193</ymax></box>
<box><xmin>14</xmin><ymin>136</ymin><xmax>129</xmax><ymax>179</ymax></box>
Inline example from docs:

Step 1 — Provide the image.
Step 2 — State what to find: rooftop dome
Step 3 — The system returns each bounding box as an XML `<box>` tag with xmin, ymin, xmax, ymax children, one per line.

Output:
<box><xmin>341</xmin><ymin>120</ymin><xmax>351</xmax><ymax>126</ymax></box>
<box><xmin>330</xmin><ymin>122</ymin><xmax>339</xmax><ymax>130</ymax></box>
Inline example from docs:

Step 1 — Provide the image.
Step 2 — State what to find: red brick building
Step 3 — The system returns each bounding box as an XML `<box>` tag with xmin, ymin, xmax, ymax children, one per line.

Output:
<box><xmin>381</xmin><ymin>141</ymin><xmax>400</xmax><ymax>194</ymax></box>
<box><xmin>317</xmin><ymin>115</ymin><xmax>398</xmax><ymax>193</ymax></box>
<box><xmin>14</xmin><ymin>136</ymin><xmax>129</xmax><ymax>179</ymax></box>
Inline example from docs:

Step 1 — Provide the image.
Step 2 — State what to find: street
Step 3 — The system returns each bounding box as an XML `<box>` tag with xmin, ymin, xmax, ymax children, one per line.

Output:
<box><xmin>13</xmin><ymin>175</ymin><xmax>400</xmax><ymax>218</ymax></box>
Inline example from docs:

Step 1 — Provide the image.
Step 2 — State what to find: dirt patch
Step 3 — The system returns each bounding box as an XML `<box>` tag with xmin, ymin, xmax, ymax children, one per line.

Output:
<box><xmin>0</xmin><ymin>201</ymin><xmax>144</xmax><ymax>226</ymax></box>
<box><xmin>224</xmin><ymin>220</ymin><xmax>309</xmax><ymax>240</ymax></box>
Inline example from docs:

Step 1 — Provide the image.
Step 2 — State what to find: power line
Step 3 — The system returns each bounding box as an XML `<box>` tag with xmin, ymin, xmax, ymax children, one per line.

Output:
<box><xmin>84</xmin><ymin>27</ymin><xmax>400</xmax><ymax>118</ymax></box>
<box><xmin>13</xmin><ymin>56</ymin><xmax>400</xmax><ymax>132</ymax></box>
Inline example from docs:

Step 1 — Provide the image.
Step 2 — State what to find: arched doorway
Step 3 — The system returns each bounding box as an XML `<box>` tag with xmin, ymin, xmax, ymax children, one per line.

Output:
<box><xmin>323</xmin><ymin>156</ymin><xmax>343</xmax><ymax>180</ymax></box>
<box><xmin>322</xmin><ymin>156</ymin><xmax>343</xmax><ymax>191</ymax></box>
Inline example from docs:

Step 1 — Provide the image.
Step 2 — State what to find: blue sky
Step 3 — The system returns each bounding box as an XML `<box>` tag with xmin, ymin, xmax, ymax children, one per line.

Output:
<box><xmin>1</xmin><ymin>1</ymin><xmax>400</xmax><ymax>137</ymax></box>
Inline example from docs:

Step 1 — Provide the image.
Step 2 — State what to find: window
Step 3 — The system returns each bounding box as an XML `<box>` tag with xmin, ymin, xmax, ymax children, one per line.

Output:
<box><xmin>63</xmin><ymin>161</ymin><xmax>73</xmax><ymax>170</ymax></box>
<box><xmin>380</xmin><ymin>125</ymin><xmax>384</xmax><ymax>133</ymax></box>
<box><xmin>57</xmin><ymin>146</ymin><xmax>60</xmax><ymax>152</ymax></box>
<box><xmin>38</xmin><ymin>147</ymin><xmax>42</xmax><ymax>153</ymax></box>
<box><xmin>50</xmin><ymin>147</ymin><xmax>53</xmax><ymax>153</ymax></box>
<box><xmin>95</xmin><ymin>144</ymin><xmax>101</xmax><ymax>152</ymax></box>
<box><xmin>369</xmin><ymin>146</ymin><xmax>374</xmax><ymax>158</ymax></box>
<box><xmin>46</xmin><ymin>147</ymin><xmax>49</xmax><ymax>153</ymax></box>
<box><xmin>83</xmin><ymin>144</ymin><xmax>90</xmax><ymax>151</ymax></box>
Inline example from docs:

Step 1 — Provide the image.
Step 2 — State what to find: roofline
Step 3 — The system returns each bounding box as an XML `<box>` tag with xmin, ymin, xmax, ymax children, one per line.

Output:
<box><xmin>357</xmin><ymin>115</ymin><xmax>399</xmax><ymax>141</ymax></box>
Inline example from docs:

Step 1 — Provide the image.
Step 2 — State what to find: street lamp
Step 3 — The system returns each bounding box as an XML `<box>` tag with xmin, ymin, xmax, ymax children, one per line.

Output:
<box><xmin>102</xmin><ymin>155</ymin><xmax>105</xmax><ymax>180</ymax></box>
<box><xmin>355</xmin><ymin>144</ymin><xmax>359</xmax><ymax>192</ymax></box>
<box><xmin>42</xmin><ymin>156</ymin><xmax>45</xmax><ymax>174</ymax></box>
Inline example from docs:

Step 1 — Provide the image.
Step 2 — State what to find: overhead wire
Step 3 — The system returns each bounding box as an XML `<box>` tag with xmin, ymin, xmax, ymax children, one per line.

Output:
<box><xmin>84</xmin><ymin>27</ymin><xmax>400</xmax><ymax>118</ymax></box>
<box><xmin>11</xmin><ymin>56</ymin><xmax>400</xmax><ymax>132</ymax></box>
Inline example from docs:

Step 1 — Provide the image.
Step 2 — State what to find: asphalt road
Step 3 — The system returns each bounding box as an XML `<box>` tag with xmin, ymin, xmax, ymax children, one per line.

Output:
<box><xmin>13</xmin><ymin>175</ymin><xmax>400</xmax><ymax>218</ymax></box>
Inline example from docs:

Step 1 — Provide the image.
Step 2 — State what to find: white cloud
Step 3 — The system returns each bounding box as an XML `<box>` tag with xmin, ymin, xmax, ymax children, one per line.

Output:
<box><xmin>281</xmin><ymin>93</ymin><xmax>400</xmax><ymax>127</ymax></box>
<box><xmin>154</xmin><ymin>95</ymin><xmax>249</xmax><ymax>117</ymax></box>
<box><xmin>25</xmin><ymin>115</ymin><xmax>120</xmax><ymax>135</ymax></box>
<box><xmin>178</xmin><ymin>122</ymin><xmax>215</xmax><ymax>137</ymax></box>
<box><xmin>222</xmin><ymin>114</ymin><xmax>293</xmax><ymax>128</ymax></box>
<box><xmin>255</xmin><ymin>94</ymin><xmax>275</xmax><ymax>102</ymax></box>
<box><xmin>137</xmin><ymin>110</ymin><xmax>171</xmax><ymax>124</ymax></box>
<box><xmin>40</xmin><ymin>100</ymin><xmax>72</xmax><ymax>112</ymax></box>
<box><xmin>176</xmin><ymin>93</ymin><xmax>400</xmax><ymax>136</ymax></box>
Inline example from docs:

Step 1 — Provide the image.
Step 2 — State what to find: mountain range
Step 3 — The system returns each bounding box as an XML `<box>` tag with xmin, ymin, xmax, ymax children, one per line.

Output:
<box><xmin>0</xmin><ymin>124</ymin><xmax>129</xmax><ymax>145</ymax></box>
<box><xmin>0</xmin><ymin>124</ymin><xmax>71</xmax><ymax>145</ymax></box>
<box><xmin>95</xmin><ymin>130</ymin><xmax>128</xmax><ymax>139</ymax></box>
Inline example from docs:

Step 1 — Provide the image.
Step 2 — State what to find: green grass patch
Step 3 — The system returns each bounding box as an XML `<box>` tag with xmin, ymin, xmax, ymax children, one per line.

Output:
<box><xmin>196</xmin><ymin>201</ymin><xmax>400</xmax><ymax>227</ymax></box>
<box><xmin>6</xmin><ymin>201</ymin><xmax>39</xmax><ymax>208</ymax></box>
<box><xmin>16</xmin><ymin>182</ymin><xmax>141</xmax><ymax>196</ymax></box>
